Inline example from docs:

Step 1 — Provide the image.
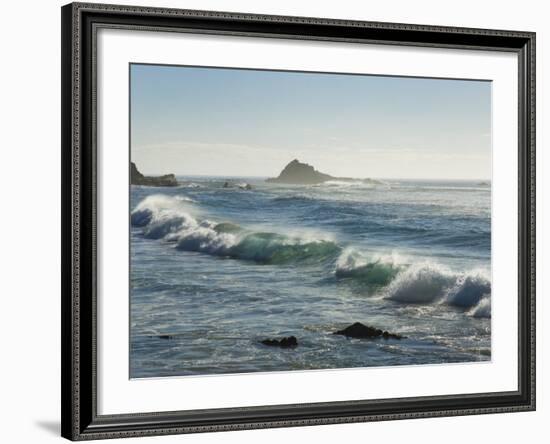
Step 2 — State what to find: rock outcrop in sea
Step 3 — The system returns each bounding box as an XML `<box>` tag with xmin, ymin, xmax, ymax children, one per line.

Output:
<box><xmin>333</xmin><ymin>322</ymin><xmax>403</xmax><ymax>340</ymax></box>
<box><xmin>266</xmin><ymin>159</ymin><xmax>331</xmax><ymax>184</ymax></box>
<box><xmin>223</xmin><ymin>181</ymin><xmax>253</xmax><ymax>190</ymax></box>
<box><xmin>131</xmin><ymin>162</ymin><xmax>178</xmax><ymax>187</ymax></box>
<box><xmin>266</xmin><ymin>159</ymin><xmax>381</xmax><ymax>185</ymax></box>
<box><xmin>261</xmin><ymin>336</ymin><xmax>298</xmax><ymax>348</ymax></box>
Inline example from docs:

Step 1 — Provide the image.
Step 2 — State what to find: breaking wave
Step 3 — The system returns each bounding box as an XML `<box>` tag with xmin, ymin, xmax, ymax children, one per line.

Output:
<box><xmin>386</xmin><ymin>263</ymin><xmax>456</xmax><ymax>304</ymax></box>
<box><xmin>385</xmin><ymin>263</ymin><xmax>491</xmax><ymax>310</ymax></box>
<box><xmin>335</xmin><ymin>248</ymin><xmax>402</xmax><ymax>286</ymax></box>
<box><xmin>445</xmin><ymin>273</ymin><xmax>491</xmax><ymax>307</ymax></box>
<box><xmin>132</xmin><ymin>195</ymin><xmax>491</xmax><ymax>315</ymax></box>
<box><xmin>334</xmin><ymin>249</ymin><xmax>491</xmax><ymax>313</ymax></box>
<box><xmin>131</xmin><ymin>195</ymin><xmax>340</xmax><ymax>265</ymax></box>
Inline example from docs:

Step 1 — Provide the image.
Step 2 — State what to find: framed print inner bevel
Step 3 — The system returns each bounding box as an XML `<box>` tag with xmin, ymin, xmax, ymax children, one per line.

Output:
<box><xmin>61</xmin><ymin>2</ymin><xmax>535</xmax><ymax>441</ymax></box>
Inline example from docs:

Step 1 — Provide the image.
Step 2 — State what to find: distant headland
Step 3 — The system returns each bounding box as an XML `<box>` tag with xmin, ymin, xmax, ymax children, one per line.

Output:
<box><xmin>266</xmin><ymin>159</ymin><xmax>380</xmax><ymax>185</ymax></box>
<box><xmin>131</xmin><ymin>162</ymin><xmax>178</xmax><ymax>187</ymax></box>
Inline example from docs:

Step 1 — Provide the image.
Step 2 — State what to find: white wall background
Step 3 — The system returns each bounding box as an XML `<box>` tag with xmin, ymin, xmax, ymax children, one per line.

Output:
<box><xmin>0</xmin><ymin>0</ymin><xmax>546</xmax><ymax>443</ymax></box>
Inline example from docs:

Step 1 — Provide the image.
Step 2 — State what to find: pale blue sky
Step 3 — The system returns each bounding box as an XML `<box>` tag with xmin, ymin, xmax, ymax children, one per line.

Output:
<box><xmin>130</xmin><ymin>64</ymin><xmax>491</xmax><ymax>180</ymax></box>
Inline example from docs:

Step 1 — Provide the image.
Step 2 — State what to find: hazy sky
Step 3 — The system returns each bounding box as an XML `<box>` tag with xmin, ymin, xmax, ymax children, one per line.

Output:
<box><xmin>130</xmin><ymin>64</ymin><xmax>491</xmax><ymax>180</ymax></box>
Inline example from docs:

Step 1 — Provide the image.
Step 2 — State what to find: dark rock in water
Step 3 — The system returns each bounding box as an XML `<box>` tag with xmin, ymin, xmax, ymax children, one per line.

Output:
<box><xmin>223</xmin><ymin>181</ymin><xmax>252</xmax><ymax>190</ymax></box>
<box><xmin>261</xmin><ymin>336</ymin><xmax>298</xmax><ymax>348</ymax></box>
<box><xmin>154</xmin><ymin>334</ymin><xmax>174</xmax><ymax>340</ymax></box>
<box><xmin>333</xmin><ymin>322</ymin><xmax>403</xmax><ymax>340</ymax></box>
<box><xmin>131</xmin><ymin>162</ymin><xmax>178</xmax><ymax>187</ymax></box>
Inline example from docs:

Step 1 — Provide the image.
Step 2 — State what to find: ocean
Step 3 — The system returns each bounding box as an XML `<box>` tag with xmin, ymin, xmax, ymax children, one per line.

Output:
<box><xmin>130</xmin><ymin>177</ymin><xmax>491</xmax><ymax>378</ymax></box>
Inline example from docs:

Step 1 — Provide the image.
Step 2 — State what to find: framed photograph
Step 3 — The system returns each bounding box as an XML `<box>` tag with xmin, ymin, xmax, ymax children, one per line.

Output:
<box><xmin>61</xmin><ymin>2</ymin><xmax>536</xmax><ymax>440</ymax></box>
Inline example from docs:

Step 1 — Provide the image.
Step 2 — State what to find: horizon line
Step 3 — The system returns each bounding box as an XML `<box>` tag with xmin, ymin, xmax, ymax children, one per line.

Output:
<box><xmin>138</xmin><ymin>172</ymin><xmax>492</xmax><ymax>182</ymax></box>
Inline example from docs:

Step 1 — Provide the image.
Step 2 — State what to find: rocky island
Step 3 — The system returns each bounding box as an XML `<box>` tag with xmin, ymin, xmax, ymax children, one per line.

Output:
<box><xmin>266</xmin><ymin>159</ymin><xmax>380</xmax><ymax>185</ymax></box>
<box><xmin>131</xmin><ymin>162</ymin><xmax>178</xmax><ymax>187</ymax></box>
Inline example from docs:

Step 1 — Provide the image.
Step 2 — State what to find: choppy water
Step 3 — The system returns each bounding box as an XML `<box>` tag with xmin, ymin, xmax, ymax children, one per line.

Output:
<box><xmin>130</xmin><ymin>177</ymin><xmax>491</xmax><ymax>378</ymax></box>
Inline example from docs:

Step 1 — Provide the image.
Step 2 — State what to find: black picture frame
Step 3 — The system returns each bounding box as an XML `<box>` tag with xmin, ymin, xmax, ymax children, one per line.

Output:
<box><xmin>61</xmin><ymin>2</ymin><xmax>536</xmax><ymax>440</ymax></box>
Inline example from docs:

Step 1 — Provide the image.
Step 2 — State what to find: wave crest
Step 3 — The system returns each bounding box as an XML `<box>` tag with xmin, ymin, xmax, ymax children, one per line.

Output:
<box><xmin>384</xmin><ymin>263</ymin><xmax>491</xmax><ymax>311</ymax></box>
<box><xmin>386</xmin><ymin>263</ymin><xmax>456</xmax><ymax>303</ymax></box>
<box><xmin>132</xmin><ymin>195</ymin><xmax>340</xmax><ymax>265</ymax></box>
<box><xmin>335</xmin><ymin>249</ymin><xmax>402</xmax><ymax>286</ymax></box>
<box><xmin>131</xmin><ymin>195</ymin><xmax>198</xmax><ymax>239</ymax></box>
<box><xmin>445</xmin><ymin>272</ymin><xmax>491</xmax><ymax>307</ymax></box>
<box><xmin>175</xmin><ymin>225</ymin><xmax>339</xmax><ymax>264</ymax></box>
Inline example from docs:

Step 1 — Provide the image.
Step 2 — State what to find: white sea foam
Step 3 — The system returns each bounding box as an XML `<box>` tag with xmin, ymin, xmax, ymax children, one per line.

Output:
<box><xmin>445</xmin><ymin>271</ymin><xmax>491</xmax><ymax>308</ymax></box>
<box><xmin>178</xmin><ymin>182</ymin><xmax>202</xmax><ymax>189</ymax></box>
<box><xmin>175</xmin><ymin>195</ymin><xmax>195</xmax><ymax>202</ymax></box>
<box><xmin>468</xmin><ymin>296</ymin><xmax>491</xmax><ymax>318</ymax></box>
<box><xmin>320</xmin><ymin>180</ymin><xmax>381</xmax><ymax>189</ymax></box>
<box><xmin>335</xmin><ymin>248</ymin><xmax>368</xmax><ymax>272</ymax></box>
<box><xmin>131</xmin><ymin>194</ymin><xmax>198</xmax><ymax>238</ymax></box>
<box><xmin>384</xmin><ymin>262</ymin><xmax>491</xmax><ymax>309</ymax></box>
<box><xmin>386</xmin><ymin>263</ymin><xmax>456</xmax><ymax>303</ymax></box>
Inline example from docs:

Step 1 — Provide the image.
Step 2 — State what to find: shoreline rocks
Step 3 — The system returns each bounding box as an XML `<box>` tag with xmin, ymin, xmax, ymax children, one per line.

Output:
<box><xmin>131</xmin><ymin>162</ymin><xmax>178</xmax><ymax>187</ymax></box>
<box><xmin>333</xmin><ymin>322</ymin><xmax>403</xmax><ymax>340</ymax></box>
